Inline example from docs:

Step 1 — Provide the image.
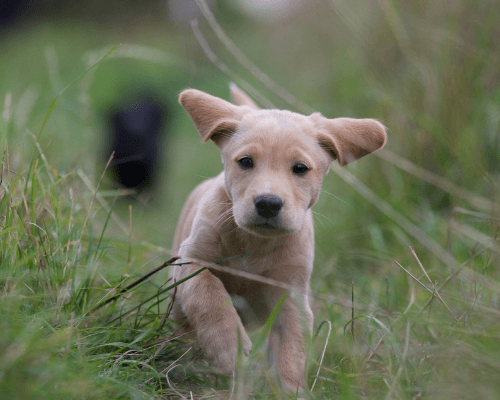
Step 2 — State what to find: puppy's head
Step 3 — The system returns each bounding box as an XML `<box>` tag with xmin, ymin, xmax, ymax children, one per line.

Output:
<box><xmin>179</xmin><ymin>86</ymin><xmax>386</xmax><ymax>237</ymax></box>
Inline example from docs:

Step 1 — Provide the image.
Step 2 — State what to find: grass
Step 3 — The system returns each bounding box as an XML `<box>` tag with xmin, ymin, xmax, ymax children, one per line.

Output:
<box><xmin>1</xmin><ymin>0</ymin><xmax>500</xmax><ymax>398</ymax></box>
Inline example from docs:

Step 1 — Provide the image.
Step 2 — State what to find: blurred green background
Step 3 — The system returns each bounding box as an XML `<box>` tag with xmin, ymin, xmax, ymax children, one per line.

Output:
<box><xmin>1</xmin><ymin>0</ymin><xmax>500</xmax><ymax>398</ymax></box>
<box><xmin>2</xmin><ymin>0</ymin><xmax>499</xmax><ymax>247</ymax></box>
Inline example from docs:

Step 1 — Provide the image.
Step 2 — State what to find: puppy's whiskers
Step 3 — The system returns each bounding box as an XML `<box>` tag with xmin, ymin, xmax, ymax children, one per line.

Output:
<box><xmin>312</xmin><ymin>210</ymin><xmax>332</xmax><ymax>227</ymax></box>
<box><xmin>212</xmin><ymin>208</ymin><xmax>234</xmax><ymax>229</ymax></box>
<box><xmin>321</xmin><ymin>188</ymin><xmax>350</xmax><ymax>206</ymax></box>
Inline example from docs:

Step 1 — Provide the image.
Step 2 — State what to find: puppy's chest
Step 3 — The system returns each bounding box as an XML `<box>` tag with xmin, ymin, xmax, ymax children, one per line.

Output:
<box><xmin>220</xmin><ymin>235</ymin><xmax>287</xmax><ymax>275</ymax></box>
<box><xmin>229</xmin><ymin>253</ymin><xmax>275</xmax><ymax>275</ymax></box>
<box><xmin>211</xmin><ymin>252</ymin><xmax>278</xmax><ymax>296</ymax></box>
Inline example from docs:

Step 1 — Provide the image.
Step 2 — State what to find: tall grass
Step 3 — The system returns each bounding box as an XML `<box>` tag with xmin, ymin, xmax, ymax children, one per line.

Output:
<box><xmin>1</xmin><ymin>0</ymin><xmax>500</xmax><ymax>398</ymax></box>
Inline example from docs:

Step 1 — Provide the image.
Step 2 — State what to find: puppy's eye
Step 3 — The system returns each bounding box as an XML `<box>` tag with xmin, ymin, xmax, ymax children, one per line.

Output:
<box><xmin>238</xmin><ymin>157</ymin><xmax>254</xmax><ymax>169</ymax></box>
<box><xmin>292</xmin><ymin>163</ymin><xmax>309</xmax><ymax>175</ymax></box>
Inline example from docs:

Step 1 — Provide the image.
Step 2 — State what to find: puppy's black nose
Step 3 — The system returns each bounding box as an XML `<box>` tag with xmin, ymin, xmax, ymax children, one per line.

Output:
<box><xmin>254</xmin><ymin>195</ymin><xmax>283</xmax><ymax>219</ymax></box>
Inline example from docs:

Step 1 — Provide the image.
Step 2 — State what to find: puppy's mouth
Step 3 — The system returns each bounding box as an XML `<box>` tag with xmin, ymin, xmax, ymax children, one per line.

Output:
<box><xmin>243</xmin><ymin>225</ymin><xmax>287</xmax><ymax>238</ymax></box>
<box><xmin>250</xmin><ymin>215</ymin><xmax>281</xmax><ymax>230</ymax></box>
<box><xmin>253</xmin><ymin>222</ymin><xmax>278</xmax><ymax>230</ymax></box>
<box><xmin>241</xmin><ymin>217</ymin><xmax>293</xmax><ymax>237</ymax></box>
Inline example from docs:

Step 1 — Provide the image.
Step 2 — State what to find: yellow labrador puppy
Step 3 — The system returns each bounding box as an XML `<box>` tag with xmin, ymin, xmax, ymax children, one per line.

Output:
<box><xmin>170</xmin><ymin>85</ymin><xmax>386</xmax><ymax>392</ymax></box>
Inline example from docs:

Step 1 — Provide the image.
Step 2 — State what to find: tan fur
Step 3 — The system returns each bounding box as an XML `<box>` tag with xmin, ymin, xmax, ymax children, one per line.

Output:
<box><xmin>170</xmin><ymin>85</ymin><xmax>387</xmax><ymax>393</ymax></box>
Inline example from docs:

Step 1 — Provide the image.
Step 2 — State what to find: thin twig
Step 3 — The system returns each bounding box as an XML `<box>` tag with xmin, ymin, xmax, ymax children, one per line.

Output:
<box><xmin>450</xmin><ymin>220</ymin><xmax>500</xmax><ymax>255</ymax></box>
<box><xmin>90</xmin><ymin>256</ymin><xmax>180</xmax><ymax>312</ymax></box>
<box><xmin>142</xmin><ymin>335</ymin><xmax>178</xmax><ymax>369</ymax></box>
<box><xmin>364</xmin><ymin>334</ymin><xmax>386</xmax><ymax>364</ymax></box>
<box><xmin>454</xmin><ymin>207</ymin><xmax>500</xmax><ymax>221</ymax></box>
<box><xmin>189</xmin><ymin>20</ymin><xmax>275</xmax><ymax>109</ymax></box>
<box><xmin>421</xmin><ymin>247</ymin><xmax>487</xmax><ymax>313</ymax></box>
<box><xmin>311</xmin><ymin>320</ymin><xmax>332</xmax><ymax>391</ymax></box>
<box><xmin>395</xmin><ymin>261</ymin><xmax>457</xmax><ymax>320</ymax></box>
<box><xmin>193</xmin><ymin>0</ymin><xmax>314</xmax><ymax>113</ymax></box>
<box><xmin>351</xmin><ymin>281</ymin><xmax>355</xmax><ymax>342</ymax></box>
<box><xmin>165</xmin><ymin>347</ymin><xmax>192</xmax><ymax>399</ymax></box>
<box><xmin>99</xmin><ymin>252</ymin><xmax>357</xmax><ymax>327</ymax></box>
<box><xmin>409</xmin><ymin>246</ymin><xmax>457</xmax><ymax>321</ymax></box>
<box><xmin>179</xmin><ymin>256</ymin><xmax>353</xmax><ymax>308</ymax></box>
<box><xmin>376</xmin><ymin>149</ymin><xmax>500</xmax><ymax>214</ymax></box>
<box><xmin>394</xmin><ymin>261</ymin><xmax>434</xmax><ymax>295</ymax></box>
<box><xmin>403</xmin><ymin>283</ymin><xmax>416</xmax><ymax>315</ymax></box>
<box><xmin>158</xmin><ymin>279</ymin><xmax>177</xmax><ymax>332</ymax></box>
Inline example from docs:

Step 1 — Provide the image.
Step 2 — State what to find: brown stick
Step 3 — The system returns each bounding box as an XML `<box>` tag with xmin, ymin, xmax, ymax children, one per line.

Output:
<box><xmin>158</xmin><ymin>279</ymin><xmax>177</xmax><ymax>332</ymax></box>
<box><xmin>91</xmin><ymin>256</ymin><xmax>179</xmax><ymax>312</ymax></box>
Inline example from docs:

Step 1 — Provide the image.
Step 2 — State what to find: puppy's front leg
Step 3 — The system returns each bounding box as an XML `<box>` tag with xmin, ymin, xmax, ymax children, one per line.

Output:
<box><xmin>176</xmin><ymin>265</ymin><xmax>252</xmax><ymax>372</ymax></box>
<box><xmin>263</xmin><ymin>280</ymin><xmax>313</xmax><ymax>393</ymax></box>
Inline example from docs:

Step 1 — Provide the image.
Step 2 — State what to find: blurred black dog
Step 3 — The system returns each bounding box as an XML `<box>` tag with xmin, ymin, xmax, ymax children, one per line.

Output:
<box><xmin>106</xmin><ymin>96</ymin><xmax>168</xmax><ymax>192</ymax></box>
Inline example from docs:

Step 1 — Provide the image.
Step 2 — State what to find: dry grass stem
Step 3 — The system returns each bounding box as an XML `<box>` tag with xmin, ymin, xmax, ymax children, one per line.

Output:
<box><xmin>403</xmin><ymin>283</ymin><xmax>416</xmax><ymax>315</ymax></box>
<box><xmin>364</xmin><ymin>334</ymin><xmax>386</xmax><ymax>364</ymax></box>
<box><xmin>158</xmin><ymin>280</ymin><xmax>177</xmax><ymax>332</ymax></box>
<box><xmin>377</xmin><ymin>149</ymin><xmax>500</xmax><ymax>214</ymax></box>
<box><xmin>90</xmin><ymin>256</ymin><xmax>179</xmax><ymax>312</ymax></box>
<box><xmin>396</xmin><ymin>260</ymin><xmax>458</xmax><ymax>320</ymax></box>
<box><xmin>193</xmin><ymin>0</ymin><xmax>314</xmax><ymax>113</ymax></box>
<box><xmin>421</xmin><ymin>248</ymin><xmax>488</xmax><ymax>313</ymax></box>
<box><xmin>351</xmin><ymin>281</ymin><xmax>355</xmax><ymax>342</ymax></box>
<box><xmin>395</xmin><ymin>261</ymin><xmax>434</xmax><ymax>294</ymax></box>
<box><xmin>311</xmin><ymin>320</ymin><xmax>333</xmax><ymax>391</ymax></box>
<box><xmin>409</xmin><ymin>246</ymin><xmax>457</xmax><ymax>321</ymax></box>
<box><xmin>165</xmin><ymin>347</ymin><xmax>192</xmax><ymax>400</ymax></box>
<box><xmin>333</xmin><ymin>165</ymin><xmax>460</xmax><ymax>272</ymax></box>
<box><xmin>189</xmin><ymin>20</ymin><xmax>275</xmax><ymax>109</ymax></box>
<box><xmin>174</xmin><ymin>256</ymin><xmax>353</xmax><ymax>308</ymax></box>
<box><xmin>454</xmin><ymin>207</ymin><xmax>500</xmax><ymax>221</ymax></box>
<box><xmin>450</xmin><ymin>220</ymin><xmax>500</xmax><ymax>255</ymax></box>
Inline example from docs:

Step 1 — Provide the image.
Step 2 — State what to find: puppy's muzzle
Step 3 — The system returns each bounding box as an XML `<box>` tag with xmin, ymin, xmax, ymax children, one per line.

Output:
<box><xmin>254</xmin><ymin>195</ymin><xmax>283</xmax><ymax>219</ymax></box>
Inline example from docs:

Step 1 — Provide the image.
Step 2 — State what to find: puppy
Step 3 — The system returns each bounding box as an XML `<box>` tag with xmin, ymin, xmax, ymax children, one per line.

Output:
<box><xmin>170</xmin><ymin>85</ymin><xmax>386</xmax><ymax>392</ymax></box>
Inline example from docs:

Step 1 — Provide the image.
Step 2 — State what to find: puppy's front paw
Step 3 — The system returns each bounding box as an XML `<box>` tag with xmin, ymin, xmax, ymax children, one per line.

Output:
<box><xmin>237</xmin><ymin>319</ymin><xmax>253</xmax><ymax>357</ymax></box>
<box><xmin>198</xmin><ymin>314</ymin><xmax>252</xmax><ymax>373</ymax></box>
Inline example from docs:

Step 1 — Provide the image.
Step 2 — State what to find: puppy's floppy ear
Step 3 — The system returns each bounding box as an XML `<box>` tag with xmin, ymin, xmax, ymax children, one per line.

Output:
<box><xmin>179</xmin><ymin>89</ymin><xmax>249</xmax><ymax>147</ymax></box>
<box><xmin>229</xmin><ymin>83</ymin><xmax>260</xmax><ymax>110</ymax></box>
<box><xmin>310</xmin><ymin>113</ymin><xmax>387</xmax><ymax>166</ymax></box>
